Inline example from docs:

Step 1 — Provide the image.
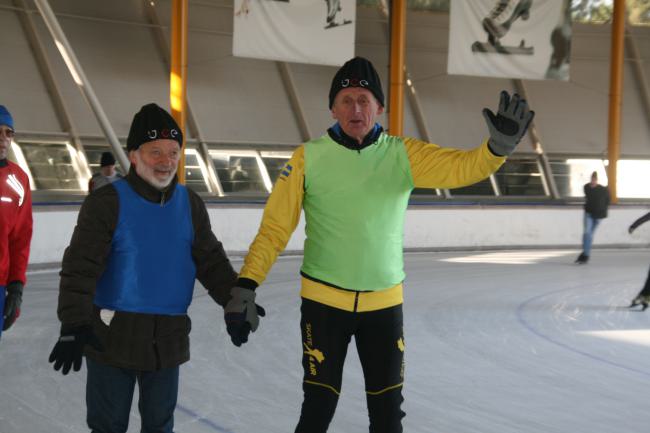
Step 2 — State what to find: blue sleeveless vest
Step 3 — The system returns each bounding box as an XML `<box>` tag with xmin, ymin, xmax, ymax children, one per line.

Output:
<box><xmin>94</xmin><ymin>179</ymin><xmax>196</xmax><ymax>315</ymax></box>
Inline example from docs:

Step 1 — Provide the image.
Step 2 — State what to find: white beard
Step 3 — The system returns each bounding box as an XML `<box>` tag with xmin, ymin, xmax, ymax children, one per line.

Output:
<box><xmin>133</xmin><ymin>150</ymin><xmax>177</xmax><ymax>190</ymax></box>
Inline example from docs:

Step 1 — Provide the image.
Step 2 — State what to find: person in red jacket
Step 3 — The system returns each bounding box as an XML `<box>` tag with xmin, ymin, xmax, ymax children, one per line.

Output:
<box><xmin>0</xmin><ymin>105</ymin><xmax>33</xmax><ymax>340</ymax></box>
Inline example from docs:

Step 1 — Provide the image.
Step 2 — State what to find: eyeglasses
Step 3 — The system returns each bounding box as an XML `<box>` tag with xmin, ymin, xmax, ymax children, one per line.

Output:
<box><xmin>0</xmin><ymin>128</ymin><xmax>15</xmax><ymax>139</ymax></box>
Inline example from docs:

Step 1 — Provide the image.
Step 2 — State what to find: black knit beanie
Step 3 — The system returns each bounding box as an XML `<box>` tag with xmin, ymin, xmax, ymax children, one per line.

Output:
<box><xmin>126</xmin><ymin>103</ymin><xmax>183</xmax><ymax>151</ymax></box>
<box><xmin>328</xmin><ymin>57</ymin><xmax>384</xmax><ymax>109</ymax></box>
<box><xmin>99</xmin><ymin>151</ymin><xmax>116</xmax><ymax>167</ymax></box>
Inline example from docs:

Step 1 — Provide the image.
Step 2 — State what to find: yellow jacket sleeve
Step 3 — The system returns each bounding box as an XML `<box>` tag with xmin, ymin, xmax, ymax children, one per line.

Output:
<box><xmin>238</xmin><ymin>145</ymin><xmax>305</xmax><ymax>285</ymax></box>
<box><xmin>404</xmin><ymin>137</ymin><xmax>506</xmax><ymax>189</ymax></box>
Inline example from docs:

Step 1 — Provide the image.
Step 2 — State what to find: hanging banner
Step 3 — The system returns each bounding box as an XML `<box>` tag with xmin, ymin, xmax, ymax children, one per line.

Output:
<box><xmin>233</xmin><ymin>0</ymin><xmax>356</xmax><ymax>66</ymax></box>
<box><xmin>447</xmin><ymin>0</ymin><xmax>572</xmax><ymax>81</ymax></box>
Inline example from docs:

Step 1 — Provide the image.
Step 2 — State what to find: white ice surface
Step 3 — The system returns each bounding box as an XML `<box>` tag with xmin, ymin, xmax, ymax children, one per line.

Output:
<box><xmin>1</xmin><ymin>249</ymin><xmax>649</xmax><ymax>433</ymax></box>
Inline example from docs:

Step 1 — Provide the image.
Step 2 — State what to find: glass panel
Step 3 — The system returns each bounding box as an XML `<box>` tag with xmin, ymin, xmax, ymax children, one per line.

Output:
<box><xmin>553</xmin><ymin>158</ymin><xmax>650</xmax><ymax>199</ymax></box>
<box><xmin>449</xmin><ymin>178</ymin><xmax>495</xmax><ymax>196</ymax></box>
<box><xmin>182</xmin><ymin>151</ymin><xmax>210</xmax><ymax>193</ymax></box>
<box><xmin>494</xmin><ymin>159</ymin><xmax>546</xmax><ymax>196</ymax></box>
<box><xmin>211</xmin><ymin>153</ymin><xmax>267</xmax><ymax>194</ymax></box>
<box><xmin>20</xmin><ymin>142</ymin><xmax>81</xmax><ymax>190</ymax></box>
<box><xmin>262</xmin><ymin>157</ymin><xmax>291</xmax><ymax>184</ymax></box>
<box><xmin>552</xmin><ymin>159</ymin><xmax>606</xmax><ymax>198</ymax></box>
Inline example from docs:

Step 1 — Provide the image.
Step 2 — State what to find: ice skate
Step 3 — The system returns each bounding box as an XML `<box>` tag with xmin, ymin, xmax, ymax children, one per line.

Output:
<box><xmin>574</xmin><ymin>253</ymin><xmax>588</xmax><ymax>264</ymax></box>
<box><xmin>629</xmin><ymin>295</ymin><xmax>649</xmax><ymax>311</ymax></box>
<box><xmin>472</xmin><ymin>0</ymin><xmax>534</xmax><ymax>56</ymax></box>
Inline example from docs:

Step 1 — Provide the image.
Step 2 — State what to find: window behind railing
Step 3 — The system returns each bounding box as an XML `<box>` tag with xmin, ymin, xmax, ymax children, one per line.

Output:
<box><xmin>20</xmin><ymin>142</ymin><xmax>82</xmax><ymax>191</ymax></box>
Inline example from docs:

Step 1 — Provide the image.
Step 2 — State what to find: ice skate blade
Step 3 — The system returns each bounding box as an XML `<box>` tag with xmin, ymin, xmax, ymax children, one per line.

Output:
<box><xmin>472</xmin><ymin>41</ymin><xmax>534</xmax><ymax>55</ymax></box>
<box><xmin>325</xmin><ymin>19</ymin><xmax>352</xmax><ymax>29</ymax></box>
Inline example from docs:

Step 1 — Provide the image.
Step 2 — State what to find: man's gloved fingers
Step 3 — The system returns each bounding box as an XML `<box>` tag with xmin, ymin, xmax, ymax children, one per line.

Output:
<box><xmin>508</xmin><ymin>93</ymin><xmax>521</xmax><ymax>116</ymax></box>
<box><xmin>512</xmin><ymin>98</ymin><xmax>525</xmax><ymax>119</ymax></box>
<box><xmin>256</xmin><ymin>305</ymin><xmax>266</xmax><ymax>317</ymax></box>
<box><xmin>48</xmin><ymin>346</ymin><xmax>58</xmax><ymax>364</ymax></box>
<box><xmin>482</xmin><ymin>108</ymin><xmax>497</xmax><ymax>130</ymax></box>
<box><xmin>228</xmin><ymin>323</ymin><xmax>250</xmax><ymax>347</ymax></box>
<box><xmin>61</xmin><ymin>360</ymin><xmax>72</xmax><ymax>375</ymax></box>
<box><xmin>498</xmin><ymin>90</ymin><xmax>509</xmax><ymax>113</ymax></box>
<box><xmin>238</xmin><ymin>323</ymin><xmax>251</xmax><ymax>343</ymax></box>
<box><xmin>73</xmin><ymin>356</ymin><xmax>83</xmax><ymax>372</ymax></box>
<box><xmin>230</xmin><ymin>335</ymin><xmax>242</xmax><ymax>347</ymax></box>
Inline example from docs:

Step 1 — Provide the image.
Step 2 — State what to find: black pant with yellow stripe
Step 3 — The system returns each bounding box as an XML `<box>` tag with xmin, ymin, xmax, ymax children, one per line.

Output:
<box><xmin>294</xmin><ymin>298</ymin><xmax>405</xmax><ymax>433</ymax></box>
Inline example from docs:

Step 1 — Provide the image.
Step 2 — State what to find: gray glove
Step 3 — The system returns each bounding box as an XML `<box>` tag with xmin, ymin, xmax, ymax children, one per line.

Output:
<box><xmin>224</xmin><ymin>286</ymin><xmax>266</xmax><ymax>347</ymax></box>
<box><xmin>3</xmin><ymin>281</ymin><xmax>23</xmax><ymax>331</ymax></box>
<box><xmin>482</xmin><ymin>90</ymin><xmax>535</xmax><ymax>156</ymax></box>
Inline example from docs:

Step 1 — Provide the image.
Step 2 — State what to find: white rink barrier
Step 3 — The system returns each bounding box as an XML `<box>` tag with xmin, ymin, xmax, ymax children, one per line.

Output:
<box><xmin>31</xmin><ymin>204</ymin><xmax>650</xmax><ymax>265</ymax></box>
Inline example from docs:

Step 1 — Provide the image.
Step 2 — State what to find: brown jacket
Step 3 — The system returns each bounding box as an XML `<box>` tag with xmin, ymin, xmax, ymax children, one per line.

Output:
<box><xmin>58</xmin><ymin>168</ymin><xmax>237</xmax><ymax>370</ymax></box>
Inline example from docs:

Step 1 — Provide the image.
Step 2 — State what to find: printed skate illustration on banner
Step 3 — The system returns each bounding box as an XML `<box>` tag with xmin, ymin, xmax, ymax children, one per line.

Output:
<box><xmin>235</xmin><ymin>0</ymin><xmax>289</xmax><ymax>17</ymax></box>
<box><xmin>472</xmin><ymin>0</ymin><xmax>534</xmax><ymax>55</ymax></box>
<box><xmin>325</xmin><ymin>0</ymin><xmax>352</xmax><ymax>29</ymax></box>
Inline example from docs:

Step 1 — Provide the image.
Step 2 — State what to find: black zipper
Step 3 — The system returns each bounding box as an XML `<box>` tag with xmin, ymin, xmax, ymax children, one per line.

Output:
<box><xmin>353</xmin><ymin>291</ymin><xmax>360</xmax><ymax>312</ymax></box>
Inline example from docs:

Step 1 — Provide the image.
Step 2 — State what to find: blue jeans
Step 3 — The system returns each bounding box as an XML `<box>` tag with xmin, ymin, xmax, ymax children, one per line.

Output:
<box><xmin>86</xmin><ymin>358</ymin><xmax>179</xmax><ymax>433</ymax></box>
<box><xmin>582</xmin><ymin>213</ymin><xmax>601</xmax><ymax>257</ymax></box>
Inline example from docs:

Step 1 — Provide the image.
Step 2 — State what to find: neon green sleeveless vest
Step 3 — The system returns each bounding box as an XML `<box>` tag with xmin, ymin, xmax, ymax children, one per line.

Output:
<box><xmin>301</xmin><ymin>133</ymin><xmax>414</xmax><ymax>291</ymax></box>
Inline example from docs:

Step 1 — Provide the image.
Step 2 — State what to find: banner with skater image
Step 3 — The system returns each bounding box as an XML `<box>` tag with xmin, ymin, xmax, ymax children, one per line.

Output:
<box><xmin>233</xmin><ymin>0</ymin><xmax>355</xmax><ymax>66</ymax></box>
<box><xmin>447</xmin><ymin>0</ymin><xmax>572</xmax><ymax>81</ymax></box>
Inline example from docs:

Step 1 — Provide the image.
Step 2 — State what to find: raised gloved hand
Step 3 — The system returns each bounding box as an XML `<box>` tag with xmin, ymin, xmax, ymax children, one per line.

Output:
<box><xmin>224</xmin><ymin>286</ymin><xmax>266</xmax><ymax>347</ymax></box>
<box><xmin>48</xmin><ymin>325</ymin><xmax>104</xmax><ymax>375</ymax></box>
<box><xmin>3</xmin><ymin>281</ymin><xmax>23</xmax><ymax>331</ymax></box>
<box><xmin>482</xmin><ymin>90</ymin><xmax>535</xmax><ymax>156</ymax></box>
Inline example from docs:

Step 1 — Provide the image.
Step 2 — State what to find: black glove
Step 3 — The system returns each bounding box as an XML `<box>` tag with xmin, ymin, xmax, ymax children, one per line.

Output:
<box><xmin>48</xmin><ymin>325</ymin><xmax>104</xmax><ymax>375</ymax></box>
<box><xmin>224</xmin><ymin>286</ymin><xmax>266</xmax><ymax>347</ymax></box>
<box><xmin>3</xmin><ymin>281</ymin><xmax>23</xmax><ymax>331</ymax></box>
<box><xmin>482</xmin><ymin>90</ymin><xmax>535</xmax><ymax>156</ymax></box>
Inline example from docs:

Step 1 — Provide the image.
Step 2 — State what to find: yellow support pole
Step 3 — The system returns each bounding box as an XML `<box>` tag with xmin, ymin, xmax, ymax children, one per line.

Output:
<box><xmin>170</xmin><ymin>0</ymin><xmax>188</xmax><ymax>184</ymax></box>
<box><xmin>607</xmin><ymin>0</ymin><xmax>625</xmax><ymax>203</ymax></box>
<box><xmin>388</xmin><ymin>0</ymin><xmax>406</xmax><ymax>135</ymax></box>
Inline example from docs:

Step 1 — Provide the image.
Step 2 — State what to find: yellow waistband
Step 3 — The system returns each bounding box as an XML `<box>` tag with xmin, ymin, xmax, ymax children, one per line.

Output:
<box><xmin>300</xmin><ymin>277</ymin><xmax>403</xmax><ymax>312</ymax></box>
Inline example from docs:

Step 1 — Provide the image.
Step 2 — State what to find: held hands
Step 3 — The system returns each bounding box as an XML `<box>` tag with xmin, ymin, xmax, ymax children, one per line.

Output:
<box><xmin>3</xmin><ymin>281</ymin><xmax>23</xmax><ymax>331</ymax></box>
<box><xmin>483</xmin><ymin>90</ymin><xmax>535</xmax><ymax>156</ymax></box>
<box><xmin>224</xmin><ymin>286</ymin><xmax>266</xmax><ymax>347</ymax></box>
<box><xmin>48</xmin><ymin>325</ymin><xmax>103</xmax><ymax>375</ymax></box>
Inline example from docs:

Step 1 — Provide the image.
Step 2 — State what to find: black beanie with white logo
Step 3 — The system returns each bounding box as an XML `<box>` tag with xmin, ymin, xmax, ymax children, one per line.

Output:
<box><xmin>328</xmin><ymin>57</ymin><xmax>384</xmax><ymax>109</ymax></box>
<box><xmin>126</xmin><ymin>103</ymin><xmax>183</xmax><ymax>151</ymax></box>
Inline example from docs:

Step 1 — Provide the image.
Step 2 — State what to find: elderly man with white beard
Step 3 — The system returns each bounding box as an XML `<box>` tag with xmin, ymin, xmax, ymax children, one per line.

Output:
<box><xmin>48</xmin><ymin>103</ymin><xmax>251</xmax><ymax>433</ymax></box>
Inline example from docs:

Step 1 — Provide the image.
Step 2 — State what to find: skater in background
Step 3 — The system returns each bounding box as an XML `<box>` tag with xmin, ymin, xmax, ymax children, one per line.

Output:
<box><xmin>47</xmin><ymin>103</ymin><xmax>250</xmax><ymax>433</ymax></box>
<box><xmin>575</xmin><ymin>171</ymin><xmax>610</xmax><ymax>264</ymax></box>
<box><xmin>226</xmin><ymin>56</ymin><xmax>534</xmax><ymax>433</ymax></box>
<box><xmin>88</xmin><ymin>151</ymin><xmax>122</xmax><ymax>192</ymax></box>
<box><xmin>628</xmin><ymin>211</ymin><xmax>650</xmax><ymax>310</ymax></box>
<box><xmin>0</xmin><ymin>105</ymin><xmax>32</xmax><ymax>340</ymax></box>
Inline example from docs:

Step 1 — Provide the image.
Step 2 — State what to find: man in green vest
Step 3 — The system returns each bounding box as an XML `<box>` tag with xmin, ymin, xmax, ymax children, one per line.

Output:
<box><xmin>222</xmin><ymin>56</ymin><xmax>534</xmax><ymax>433</ymax></box>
